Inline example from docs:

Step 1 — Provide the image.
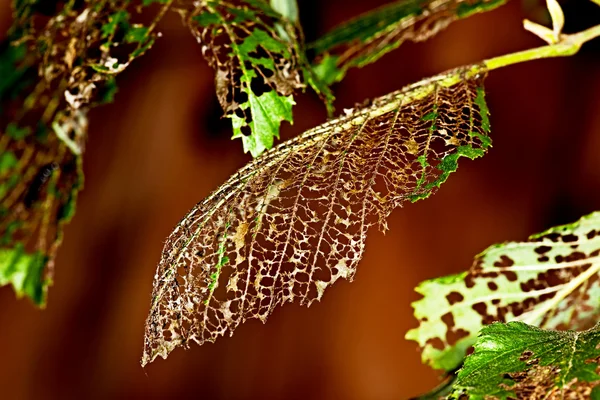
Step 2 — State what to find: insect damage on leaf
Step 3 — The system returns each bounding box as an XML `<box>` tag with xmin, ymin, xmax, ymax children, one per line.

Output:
<box><xmin>310</xmin><ymin>0</ymin><xmax>506</xmax><ymax>85</ymax></box>
<box><xmin>142</xmin><ymin>64</ymin><xmax>492</xmax><ymax>366</ymax></box>
<box><xmin>450</xmin><ymin>322</ymin><xmax>600</xmax><ymax>400</ymax></box>
<box><xmin>184</xmin><ymin>0</ymin><xmax>305</xmax><ymax>157</ymax></box>
<box><xmin>0</xmin><ymin>0</ymin><xmax>170</xmax><ymax>306</ymax></box>
<box><xmin>406</xmin><ymin>211</ymin><xmax>600</xmax><ymax>372</ymax></box>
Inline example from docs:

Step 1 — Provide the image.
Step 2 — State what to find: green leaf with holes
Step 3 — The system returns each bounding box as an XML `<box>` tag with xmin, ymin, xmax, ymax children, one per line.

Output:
<box><xmin>406</xmin><ymin>211</ymin><xmax>600</xmax><ymax>372</ymax></box>
<box><xmin>187</xmin><ymin>1</ymin><xmax>306</xmax><ymax>157</ymax></box>
<box><xmin>231</xmin><ymin>90</ymin><xmax>295</xmax><ymax>156</ymax></box>
<box><xmin>450</xmin><ymin>322</ymin><xmax>600</xmax><ymax>399</ymax></box>
<box><xmin>309</xmin><ymin>0</ymin><xmax>506</xmax><ymax>85</ymax></box>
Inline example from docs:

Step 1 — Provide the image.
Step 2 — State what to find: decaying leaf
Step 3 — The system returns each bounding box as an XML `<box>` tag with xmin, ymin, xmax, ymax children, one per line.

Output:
<box><xmin>0</xmin><ymin>0</ymin><xmax>171</xmax><ymax>305</ymax></box>
<box><xmin>450</xmin><ymin>322</ymin><xmax>600</xmax><ymax>400</ymax></box>
<box><xmin>142</xmin><ymin>63</ymin><xmax>492</xmax><ymax>366</ymax></box>
<box><xmin>310</xmin><ymin>0</ymin><xmax>506</xmax><ymax>85</ymax></box>
<box><xmin>406</xmin><ymin>212</ymin><xmax>600</xmax><ymax>372</ymax></box>
<box><xmin>184</xmin><ymin>0</ymin><xmax>306</xmax><ymax>157</ymax></box>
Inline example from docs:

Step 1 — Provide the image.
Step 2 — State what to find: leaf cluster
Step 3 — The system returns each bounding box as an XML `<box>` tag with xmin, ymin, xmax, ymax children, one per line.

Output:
<box><xmin>3</xmin><ymin>1</ymin><xmax>600</xmax><ymax>399</ymax></box>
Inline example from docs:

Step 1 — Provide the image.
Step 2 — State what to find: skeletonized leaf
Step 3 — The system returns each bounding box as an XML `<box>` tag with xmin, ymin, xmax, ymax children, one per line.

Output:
<box><xmin>142</xmin><ymin>64</ymin><xmax>492</xmax><ymax>366</ymax></box>
<box><xmin>310</xmin><ymin>0</ymin><xmax>506</xmax><ymax>85</ymax></box>
<box><xmin>450</xmin><ymin>322</ymin><xmax>600</xmax><ymax>399</ymax></box>
<box><xmin>406</xmin><ymin>212</ymin><xmax>600</xmax><ymax>372</ymax></box>
<box><xmin>184</xmin><ymin>0</ymin><xmax>307</xmax><ymax>157</ymax></box>
<box><xmin>0</xmin><ymin>0</ymin><xmax>170</xmax><ymax>305</ymax></box>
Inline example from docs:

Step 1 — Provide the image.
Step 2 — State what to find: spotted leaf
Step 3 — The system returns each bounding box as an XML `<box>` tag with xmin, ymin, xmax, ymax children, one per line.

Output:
<box><xmin>406</xmin><ymin>211</ymin><xmax>600</xmax><ymax>372</ymax></box>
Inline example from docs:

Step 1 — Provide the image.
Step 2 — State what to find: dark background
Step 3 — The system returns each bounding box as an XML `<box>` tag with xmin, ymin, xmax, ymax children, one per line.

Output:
<box><xmin>1</xmin><ymin>0</ymin><xmax>600</xmax><ymax>399</ymax></box>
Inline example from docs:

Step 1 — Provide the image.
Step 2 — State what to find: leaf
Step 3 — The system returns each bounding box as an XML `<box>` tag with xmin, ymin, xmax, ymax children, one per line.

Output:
<box><xmin>406</xmin><ymin>211</ymin><xmax>600</xmax><ymax>372</ymax></box>
<box><xmin>0</xmin><ymin>246</ymin><xmax>47</xmax><ymax>304</ymax></box>
<box><xmin>309</xmin><ymin>0</ymin><xmax>506</xmax><ymax>85</ymax></box>
<box><xmin>0</xmin><ymin>0</ymin><xmax>171</xmax><ymax>305</ymax></box>
<box><xmin>184</xmin><ymin>0</ymin><xmax>306</xmax><ymax>157</ymax></box>
<box><xmin>450</xmin><ymin>322</ymin><xmax>600</xmax><ymax>400</ymax></box>
<box><xmin>142</xmin><ymin>64</ymin><xmax>492</xmax><ymax>366</ymax></box>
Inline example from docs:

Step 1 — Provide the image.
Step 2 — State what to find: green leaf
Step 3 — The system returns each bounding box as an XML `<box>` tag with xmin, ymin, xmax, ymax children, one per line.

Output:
<box><xmin>101</xmin><ymin>10</ymin><xmax>130</xmax><ymax>39</ymax></box>
<box><xmin>185</xmin><ymin>0</ymin><xmax>308</xmax><ymax>156</ymax></box>
<box><xmin>125</xmin><ymin>25</ymin><xmax>150</xmax><ymax>44</ymax></box>
<box><xmin>0</xmin><ymin>245</ymin><xmax>48</xmax><ymax>306</ymax></box>
<box><xmin>231</xmin><ymin>91</ymin><xmax>295</xmax><ymax>157</ymax></box>
<box><xmin>406</xmin><ymin>211</ymin><xmax>600</xmax><ymax>372</ymax></box>
<box><xmin>311</xmin><ymin>54</ymin><xmax>343</xmax><ymax>87</ymax></box>
<box><xmin>310</xmin><ymin>0</ymin><xmax>506</xmax><ymax>84</ymax></box>
<box><xmin>451</xmin><ymin>322</ymin><xmax>600</xmax><ymax>399</ymax></box>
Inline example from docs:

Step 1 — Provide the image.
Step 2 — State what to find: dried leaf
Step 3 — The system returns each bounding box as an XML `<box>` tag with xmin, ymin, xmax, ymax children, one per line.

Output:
<box><xmin>406</xmin><ymin>212</ymin><xmax>600</xmax><ymax>372</ymax></box>
<box><xmin>450</xmin><ymin>322</ymin><xmax>600</xmax><ymax>400</ymax></box>
<box><xmin>310</xmin><ymin>0</ymin><xmax>506</xmax><ymax>85</ymax></box>
<box><xmin>142</xmin><ymin>64</ymin><xmax>492</xmax><ymax>366</ymax></box>
<box><xmin>0</xmin><ymin>0</ymin><xmax>170</xmax><ymax>305</ymax></box>
<box><xmin>185</xmin><ymin>0</ymin><xmax>306</xmax><ymax>157</ymax></box>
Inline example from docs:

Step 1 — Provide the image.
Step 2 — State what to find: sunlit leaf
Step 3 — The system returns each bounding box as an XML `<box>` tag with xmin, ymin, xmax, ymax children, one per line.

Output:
<box><xmin>142</xmin><ymin>64</ymin><xmax>492</xmax><ymax>366</ymax></box>
<box><xmin>450</xmin><ymin>322</ymin><xmax>600</xmax><ymax>399</ymax></box>
<box><xmin>406</xmin><ymin>211</ymin><xmax>600</xmax><ymax>372</ymax></box>
<box><xmin>0</xmin><ymin>0</ymin><xmax>171</xmax><ymax>305</ymax></box>
<box><xmin>310</xmin><ymin>0</ymin><xmax>506</xmax><ymax>85</ymax></box>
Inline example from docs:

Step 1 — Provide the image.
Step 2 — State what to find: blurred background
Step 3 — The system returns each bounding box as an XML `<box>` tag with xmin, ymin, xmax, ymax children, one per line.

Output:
<box><xmin>1</xmin><ymin>0</ymin><xmax>600</xmax><ymax>398</ymax></box>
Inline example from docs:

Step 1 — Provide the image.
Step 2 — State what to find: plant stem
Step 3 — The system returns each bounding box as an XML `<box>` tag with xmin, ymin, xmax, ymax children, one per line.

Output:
<box><xmin>483</xmin><ymin>24</ymin><xmax>600</xmax><ymax>71</ymax></box>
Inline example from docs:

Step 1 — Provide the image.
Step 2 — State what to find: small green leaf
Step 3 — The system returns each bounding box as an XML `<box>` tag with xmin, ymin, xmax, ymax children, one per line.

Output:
<box><xmin>312</xmin><ymin>54</ymin><xmax>343</xmax><ymax>86</ymax></box>
<box><xmin>451</xmin><ymin>322</ymin><xmax>600</xmax><ymax>399</ymax></box>
<box><xmin>101</xmin><ymin>10</ymin><xmax>129</xmax><ymax>39</ymax></box>
<box><xmin>0</xmin><ymin>245</ymin><xmax>48</xmax><ymax>306</ymax></box>
<box><xmin>231</xmin><ymin>91</ymin><xmax>295</xmax><ymax>157</ymax></box>
<box><xmin>192</xmin><ymin>12</ymin><xmax>221</xmax><ymax>27</ymax></box>
<box><xmin>125</xmin><ymin>25</ymin><xmax>150</xmax><ymax>44</ymax></box>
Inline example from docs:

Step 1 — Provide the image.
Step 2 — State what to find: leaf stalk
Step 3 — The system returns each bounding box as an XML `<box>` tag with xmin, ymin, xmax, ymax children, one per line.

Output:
<box><xmin>483</xmin><ymin>23</ymin><xmax>600</xmax><ymax>71</ymax></box>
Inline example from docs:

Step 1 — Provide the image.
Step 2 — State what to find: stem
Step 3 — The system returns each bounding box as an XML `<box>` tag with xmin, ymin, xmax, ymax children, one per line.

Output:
<box><xmin>483</xmin><ymin>24</ymin><xmax>600</xmax><ymax>71</ymax></box>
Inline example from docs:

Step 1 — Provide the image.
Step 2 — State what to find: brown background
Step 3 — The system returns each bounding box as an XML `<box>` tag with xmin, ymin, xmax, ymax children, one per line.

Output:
<box><xmin>2</xmin><ymin>0</ymin><xmax>600</xmax><ymax>399</ymax></box>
